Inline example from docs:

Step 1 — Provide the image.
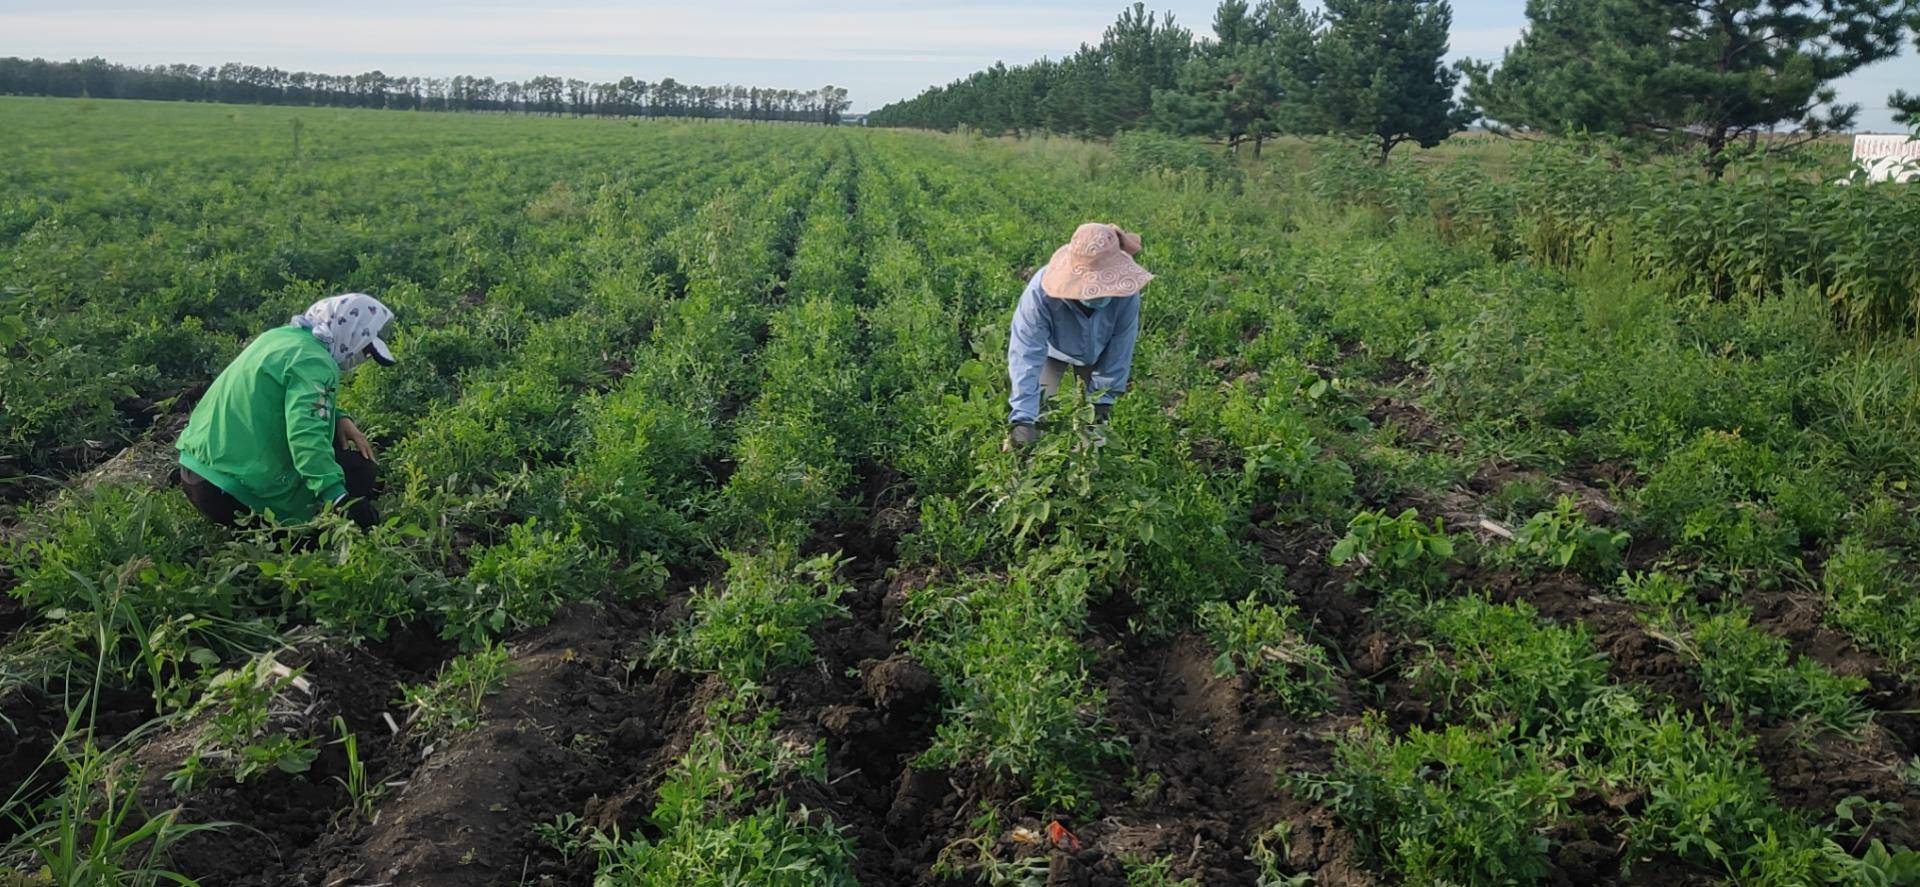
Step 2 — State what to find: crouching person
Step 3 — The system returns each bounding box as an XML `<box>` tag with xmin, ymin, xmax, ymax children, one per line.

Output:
<box><xmin>176</xmin><ymin>293</ymin><xmax>396</xmax><ymax>529</ymax></box>
<box><xmin>1006</xmin><ymin>222</ymin><xmax>1154</xmax><ymax>449</ymax></box>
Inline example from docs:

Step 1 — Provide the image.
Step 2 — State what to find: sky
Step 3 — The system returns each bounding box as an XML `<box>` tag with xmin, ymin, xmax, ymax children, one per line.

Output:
<box><xmin>3</xmin><ymin>0</ymin><xmax>1916</xmax><ymax>128</ymax></box>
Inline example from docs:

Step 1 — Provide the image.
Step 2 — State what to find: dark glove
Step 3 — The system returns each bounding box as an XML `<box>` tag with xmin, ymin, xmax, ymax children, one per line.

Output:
<box><xmin>345</xmin><ymin>497</ymin><xmax>380</xmax><ymax>530</ymax></box>
<box><xmin>1009</xmin><ymin>423</ymin><xmax>1039</xmax><ymax>449</ymax></box>
<box><xmin>1093</xmin><ymin>403</ymin><xmax>1112</xmax><ymax>424</ymax></box>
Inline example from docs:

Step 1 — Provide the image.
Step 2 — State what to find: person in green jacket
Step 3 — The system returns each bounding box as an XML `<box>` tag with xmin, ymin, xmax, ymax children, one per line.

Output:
<box><xmin>176</xmin><ymin>293</ymin><xmax>396</xmax><ymax>528</ymax></box>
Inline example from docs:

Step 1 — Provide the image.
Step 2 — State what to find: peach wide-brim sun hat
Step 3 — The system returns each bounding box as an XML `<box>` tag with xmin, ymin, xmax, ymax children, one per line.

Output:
<box><xmin>1040</xmin><ymin>222</ymin><xmax>1154</xmax><ymax>301</ymax></box>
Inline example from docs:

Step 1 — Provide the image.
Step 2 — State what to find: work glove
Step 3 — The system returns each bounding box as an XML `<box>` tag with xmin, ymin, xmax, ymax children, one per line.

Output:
<box><xmin>1093</xmin><ymin>403</ymin><xmax>1112</xmax><ymax>424</ymax></box>
<box><xmin>1006</xmin><ymin>423</ymin><xmax>1039</xmax><ymax>451</ymax></box>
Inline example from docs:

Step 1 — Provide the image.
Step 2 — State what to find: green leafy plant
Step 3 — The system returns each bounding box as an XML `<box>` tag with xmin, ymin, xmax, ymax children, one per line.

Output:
<box><xmin>244</xmin><ymin>518</ymin><xmax>446</xmax><ymax>644</ymax></box>
<box><xmin>1634</xmin><ymin>430</ymin><xmax>1841</xmax><ymax>572</ymax></box>
<box><xmin>166</xmin><ymin>653</ymin><xmax>318</xmax><ymax>794</ymax></box>
<box><xmin>1197</xmin><ymin>592</ymin><xmax>1334</xmax><ymax>716</ymax></box>
<box><xmin>1501</xmin><ymin>496</ymin><xmax>1630</xmax><ymax>580</ymax></box>
<box><xmin>1688</xmin><ymin>609</ymin><xmax>1868</xmax><ymax>733</ymax></box>
<box><xmin>650</xmin><ymin>550</ymin><xmax>849</xmax><ymax>689</ymax></box>
<box><xmin>589</xmin><ymin>698</ymin><xmax>855</xmax><ymax>886</ymax></box>
<box><xmin>534</xmin><ymin>812</ymin><xmax>588</xmax><ymax>857</ymax></box>
<box><xmin>436</xmin><ymin>518</ymin><xmax>619</xmax><ymax>649</ymax></box>
<box><xmin>400</xmin><ymin>640</ymin><xmax>514</xmax><ymax>747</ymax></box>
<box><xmin>1329</xmin><ymin>508</ymin><xmax>1457</xmax><ymax>592</ymax></box>
<box><xmin>907</xmin><ymin>545</ymin><xmax>1127</xmax><ymax>812</ymax></box>
<box><xmin>1296</xmin><ymin>713</ymin><xmax>1572</xmax><ymax>885</ymax></box>
<box><xmin>1823</xmin><ymin>537</ymin><xmax>1920</xmax><ymax>672</ymax></box>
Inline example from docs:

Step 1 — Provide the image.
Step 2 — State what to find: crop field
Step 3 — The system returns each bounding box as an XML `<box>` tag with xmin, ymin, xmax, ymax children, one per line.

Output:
<box><xmin>6</xmin><ymin>96</ymin><xmax>1920</xmax><ymax>886</ymax></box>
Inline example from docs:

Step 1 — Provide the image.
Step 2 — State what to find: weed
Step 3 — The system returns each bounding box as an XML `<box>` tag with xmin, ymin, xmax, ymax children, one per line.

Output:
<box><xmin>1296</xmin><ymin>713</ymin><xmax>1572</xmax><ymax>885</ymax></box>
<box><xmin>1123</xmin><ymin>854</ymin><xmax>1200</xmax><ymax>887</ymax></box>
<box><xmin>1500</xmin><ymin>496</ymin><xmax>1630</xmax><ymax>581</ymax></box>
<box><xmin>1329</xmin><ymin>508</ymin><xmax>1456</xmax><ymax>593</ymax></box>
<box><xmin>650</xmin><ymin>550</ymin><xmax>849</xmax><ymax>689</ymax></box>
<box><xmin>330</xmin><ymin>717</ymin><xmax>384</xmax><ymax>826</ymax></box>
<box><xmin>1197</xmin><ymin>592</ymin><xmax>1334</xmax><ymax>716</ymax></box>
<box><xmin>400</xmin><ymin>640</ymin><xmax>514</xmax><ymax>747</ymax></box>
<box><xmin>3</xmin><ymin>706</ymin><xmax>229</xmax><ymax>886</ymax></box>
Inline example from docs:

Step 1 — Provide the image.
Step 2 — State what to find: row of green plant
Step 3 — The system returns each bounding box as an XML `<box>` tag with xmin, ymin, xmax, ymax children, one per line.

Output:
<box><xmin>0</xmin><ymin>99</ymin><xmax>740</xmax><ymax>477</ymax></box>
<box><xmin>2</xmin><ymin>125</ymin><xmax>852</xmax><ymax>881</ymax></box>
<box><xmin>591</xmin><ymin>552</ymin><xmax>858</xmax><ymax>884</ymax></box>
<box><xmin>869</xmin><ymin>130</ymin><xmax>1350</xmax><ymax>838</ymax></box>
<box><xmin>1306</xmin><ymin>594</ymin><xmax>1915</xmax><ymax>884</ymax></box>
<box><xmin>1622</xmin><ymin>571</ymin><xmax>1869</xmax><ymax>735</ymax></box>
<box><xmin>583</xmin><ymin>152</ymin><xmax>882</xmax><ymax>879</ymax></box>
<box><xmin>1265</xmin><ymin>156</ymin><xmax>1920</xmax><ymax>676</ymax></box>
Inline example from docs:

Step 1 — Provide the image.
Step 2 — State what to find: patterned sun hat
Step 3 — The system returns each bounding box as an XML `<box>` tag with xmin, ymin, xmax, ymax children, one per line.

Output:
<box><xmin>1040</xmin><ymin>222</ymin><xmax>1154</xmax><ymax>301</ymax></box>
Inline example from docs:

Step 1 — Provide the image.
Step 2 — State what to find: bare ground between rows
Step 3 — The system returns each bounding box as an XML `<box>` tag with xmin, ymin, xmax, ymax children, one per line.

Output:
<box><xmin>295</xmin><ymin>600</ymin><xmax>667</xmax><ymax>887</ymax></box>
<box><xmin>132</xmin><ymin>634</ymin><xmax>428</xmax><ymax>885</ymax></box>
<box><xmin>546</xmin><ymin>524</ymin><xmax>939</xmax><ymax>886</ymax></box>
<box><xmin>1084</xmin><ymin>628</ymin><xmax>1371</xmax><ymax>886</ymax></box>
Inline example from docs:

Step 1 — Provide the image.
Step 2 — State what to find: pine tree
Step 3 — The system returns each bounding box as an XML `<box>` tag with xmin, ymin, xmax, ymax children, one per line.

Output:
<box><xmin>1312</xmin><ymin>0</ymin><xmax>1473</xmax><ymax>164</ymax></box>
<box><xmin>1895</xmin><ymin>22</ymin><xmax>1920</xmax><ymax>132</ymax></box>
<box><xmin>1467</xmin><ymin>0</ymin><xmax>1913</xmax><ymax>173</ymax></box>
<box><xmin>1153</xmin><ymin>0</ymin><xmax>1319</xmax><ymax>156</ymax></box>
<box><xmin>1090</xmin><ymin>3</ymin><xmax>1194</xmax><ymax>136</ymax></box>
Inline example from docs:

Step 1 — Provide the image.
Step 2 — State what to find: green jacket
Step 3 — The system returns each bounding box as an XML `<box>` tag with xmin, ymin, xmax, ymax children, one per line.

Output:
<box><xmin>177</xmin><ymin>326</ymin><xmax>347</xmax><ymax>521</ymax></box>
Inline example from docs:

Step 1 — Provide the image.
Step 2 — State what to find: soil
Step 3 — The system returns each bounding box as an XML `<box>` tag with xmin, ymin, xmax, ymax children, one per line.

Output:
<box><xmin>312</xmin><ymin>602</ymin><xmax>666</xmax><ymax>886</ymax></box>
<box><xmin>1739</xmin><ymin>585</ymin><xmax>1920</xmax><ymax>751</ymax></box>
<box><xmin>1085</xmin><ymin>632</ymin><xmax>1370</xmax><ymax>885</ymax></box>
<box><xmin>0</xmin><ymin>592</ymin><xmax>25</xmax><ymax>647</ymax></box>
<box><xmin>1752</xmin><ymin>722</ymin><xmax>1920</xmax><ymax>848</ymax></box>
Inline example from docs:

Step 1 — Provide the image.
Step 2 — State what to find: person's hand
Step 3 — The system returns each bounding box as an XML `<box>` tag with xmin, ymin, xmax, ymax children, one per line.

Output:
<box><xmin>1115</xmin><ymin>228</ymin><xmax>1143</xmax><ymax>257</ymax></box>
<box><xmin>337</xmin><ymin>416</ymin><xmax>375</xmax><ymax>462</ymax></box>
<box><xmin>1004</xmin><ymin>423</ymin><xmax>1039</xmax><ymax>452</ymax></box>
<box><xmin>1093</xmin><ymin>403</ymin><xmax>1112</xmax><ymax>424</ymax></box>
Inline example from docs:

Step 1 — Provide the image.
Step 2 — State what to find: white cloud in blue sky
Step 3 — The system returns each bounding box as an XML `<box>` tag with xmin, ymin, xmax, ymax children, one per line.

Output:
<box><xmin>3</xmin><ymin>0</ymin><xmax>1914</xmax><ymax>127</ymax></box>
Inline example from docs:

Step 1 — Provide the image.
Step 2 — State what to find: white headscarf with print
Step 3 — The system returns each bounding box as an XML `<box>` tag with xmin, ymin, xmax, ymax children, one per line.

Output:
<box><xmin>291</xmin><ymin>294</ymin><xmax>395</xmax><ymax>373</ymax></box>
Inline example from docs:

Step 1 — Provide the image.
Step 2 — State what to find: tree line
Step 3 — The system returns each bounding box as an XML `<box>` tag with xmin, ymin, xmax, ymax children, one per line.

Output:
<box><xmin>0</xmin><ymin>57</ymin><xmax>854</xmax><ymax>124</ymax></box>
<box><xmin>870</xmin><ymin>0</ymin><xmax>1920</xmax><ymax>170</ymax></box>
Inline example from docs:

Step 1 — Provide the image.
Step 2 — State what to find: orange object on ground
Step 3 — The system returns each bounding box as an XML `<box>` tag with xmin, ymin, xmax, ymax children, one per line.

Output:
<box><xmin>1046</xmin><ymin>820</ymin><xmax>1083</xmax><ymax>853</ymax></box>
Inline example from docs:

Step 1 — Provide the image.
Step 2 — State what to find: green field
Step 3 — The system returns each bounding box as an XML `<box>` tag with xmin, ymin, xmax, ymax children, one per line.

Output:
<box><xmin>6</xmin><ymin>96</ymin><xmax>1920</xmax><ymax>885</ymax></box>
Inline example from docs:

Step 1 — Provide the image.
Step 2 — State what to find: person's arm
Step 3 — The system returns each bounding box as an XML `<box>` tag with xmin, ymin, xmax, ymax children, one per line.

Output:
<box><xmin>1006</xmin><ymin>276</ymin><xmax>1052</xmax><ymax>426</ymax></box>
<box><xmin>1089</xmin><ymin>296</ymin><xmax>1141</xmax><ymax>408</ymax></box>
<box><xmin>283</xmin><ymin>353</ymin><xmax>349</xmax><ymax>508</ymax></box>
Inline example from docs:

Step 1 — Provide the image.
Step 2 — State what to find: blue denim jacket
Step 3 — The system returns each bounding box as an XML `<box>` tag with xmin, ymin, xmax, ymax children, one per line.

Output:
<box><xmin>1006</xmin><ymin>269</ymin><xmax>1141</xmax><ymax>425</ymax></box>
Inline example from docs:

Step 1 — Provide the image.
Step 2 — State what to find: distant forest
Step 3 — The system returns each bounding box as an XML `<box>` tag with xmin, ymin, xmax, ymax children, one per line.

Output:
<box><xmin>0</xmin><ymin>56</ymin><xmax>854</xmax><ymax>124</ymax></box>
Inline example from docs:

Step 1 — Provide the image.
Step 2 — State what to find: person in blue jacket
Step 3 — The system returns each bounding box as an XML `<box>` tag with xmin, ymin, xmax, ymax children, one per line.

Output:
<box><xmin>1006</xmin><ymin>222</ymin><xmax>1154</xmax><ymax>449</ymax></box>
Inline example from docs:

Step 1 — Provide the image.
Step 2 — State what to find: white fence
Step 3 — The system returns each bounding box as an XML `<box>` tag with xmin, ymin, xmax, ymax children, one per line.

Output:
<box><xmin>1852</xmin><ymin>134</ymin><xmax>1920</xmax><ymax>183</ymax></box>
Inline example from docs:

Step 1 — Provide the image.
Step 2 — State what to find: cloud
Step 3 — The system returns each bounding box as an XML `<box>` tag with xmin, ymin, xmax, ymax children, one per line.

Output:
<box><xmin>0</xmin><ymin>3</ymin><xmax>1096</xmax><ymax>66</ymax></box>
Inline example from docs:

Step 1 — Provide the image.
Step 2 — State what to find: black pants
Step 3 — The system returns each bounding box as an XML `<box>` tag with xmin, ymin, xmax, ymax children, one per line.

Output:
<box><xmin>181</xmin><ymin>448</ymin><xmax>379</xmax><ymax>529</ymax></box>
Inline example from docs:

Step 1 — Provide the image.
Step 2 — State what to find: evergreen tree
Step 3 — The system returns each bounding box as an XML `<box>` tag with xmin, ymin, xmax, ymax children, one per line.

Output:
<box><xmin>1312</xmin><ymin>0</ymin><xmax>1473</xmax><ymax>164</ymax></box>
<box><xmin>1466</xmin><ymin>0</ymin><xmax>1913</xmax><ymax>172</ymax></box>
<box><xmin>1153</xmin><ymin>0</ymin><xmax>1318</xmax><ymax>156</ymax></box>
<box><xmin>1895</xmin><ymin>23</ymin><xmax>1920</xmax><ymax>131</ymax></box>
<box><xmin>1090</xmin><ymin>3</ymin><xmax>1195</xmax><ymax>136</ymax></box>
